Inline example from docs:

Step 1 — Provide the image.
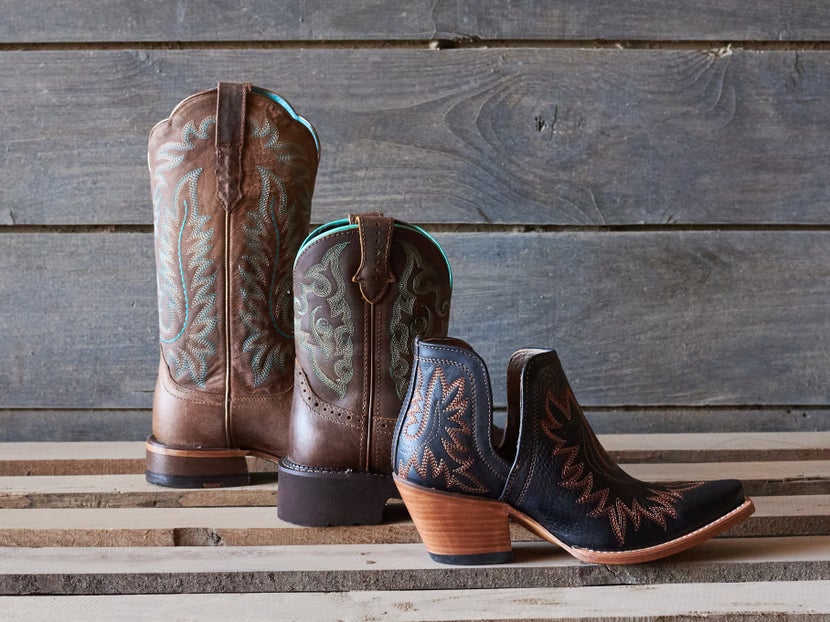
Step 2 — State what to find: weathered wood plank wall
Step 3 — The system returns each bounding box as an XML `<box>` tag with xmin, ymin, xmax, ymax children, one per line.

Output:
<box><xmin>1</xmin><ymin>2</ymin><xmax>828</xmax><ymax>440</ymax></box>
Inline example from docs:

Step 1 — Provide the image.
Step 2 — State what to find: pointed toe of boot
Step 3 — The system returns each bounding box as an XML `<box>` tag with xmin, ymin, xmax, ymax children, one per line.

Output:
<box><xmin>678</xmin><ymin>478</ymin><xmax>748</xmax><ymax>527</ymax></box>
<box><xmin>585</xmin><ymin>478</ymin><xmax>754</xmax><ymax>563</ymax></box>
<box><xmin>665</xmin><ymin>478</ymin><xmax>755</xmax><ymax>544</ymax></box>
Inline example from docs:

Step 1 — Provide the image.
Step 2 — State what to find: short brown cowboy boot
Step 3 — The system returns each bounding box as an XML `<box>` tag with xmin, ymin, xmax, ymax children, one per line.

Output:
<box><xmin>278</xmin><ymin>213</ymin><xmax>452</xmax><ymax>525</ymax></box>
<box><xmin>145</xmin><ymin>82</ymin><xmax>319</xmax><ymax>487</ymax></box>
<box><xmin>393</xmin><ymin>337</ymin><xmax>755</xmax><ymax>564</ymax></box>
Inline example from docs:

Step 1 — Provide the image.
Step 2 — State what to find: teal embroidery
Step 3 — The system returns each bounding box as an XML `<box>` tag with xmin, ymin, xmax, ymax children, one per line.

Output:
<box><xmin>238</xmin><ymin>119</ymin><xmax>313</xmax><ymax>387</ymax></box>
<box><xmin>251</xmin><ymin>117</ymin><xmax>313</xmax><ymax>172</ymax></box>
<box><xmin>294</xmin><ymin>242</ymin><xmax>355</xmax><ymax>399</ymax></box>
<box><xmin>389</xmin><ymin>241</ymin><xmax>451</xmax><ymax>398</ymax></box>
<box><xmin>153</xmin><ymin>117</ymin><xmax>218</xmax><ymax>387</ymax></box>
<box><xmin>239</xmin><ymin>166</ymin><xmax>293</xmax><ymax>386</ymax></box>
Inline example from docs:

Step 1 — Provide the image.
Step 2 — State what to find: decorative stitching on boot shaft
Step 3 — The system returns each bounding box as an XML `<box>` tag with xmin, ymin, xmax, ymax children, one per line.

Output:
<box><xmin>238</xmin><ymin>164</ymin><xmax>293</xmax><ymax>386</ymax></box>
<box><xmin>153</xmin><ymin>117</ymin><xmax>219</xmax><ymax>388</ymax></box>
<box><xmin>238</xmin><ymin>117</ymin><xmax>315</xmax><ymax>388</ymax></box>
<box><xmin>388</xmin><ymin>242</ymin><xmax>452</xmax><ymax>399</ymax></box>
<box><xmin>294</xmin><ymin>241</ymin><xmax>356</xmax><ymax>399</ymax></box>
<box><xmin>396</xmin><ymin>364</ymin><xmax>489</xmax><ymax>495</ymax></box>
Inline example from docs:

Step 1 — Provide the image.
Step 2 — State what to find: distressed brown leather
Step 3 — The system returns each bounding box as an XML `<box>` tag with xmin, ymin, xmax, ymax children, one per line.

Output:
<box><xmin>287</xmin><ymin>214</ymin><xmax>452</xmax><ymax>474</ymax></box>
<box><xmin>148</xmin><ymin>83</ymin><xmax>319</xmax><ymax>457</ymax></box>
<box><xmin>350</xmin><ymin>212</ymin><xmax>396</xmax><ymax>304</ymax></box>
<box><xmin>215</xmin><ymin>82</ymin><xmax>248</xmax><ymax>212</ymax></box>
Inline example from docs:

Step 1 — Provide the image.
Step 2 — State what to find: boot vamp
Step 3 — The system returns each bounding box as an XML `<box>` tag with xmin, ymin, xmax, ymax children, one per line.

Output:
<box><xmin>518</xmin><ymin>473</ymin><xmax>746</xmax><ymax>552</ymax></box>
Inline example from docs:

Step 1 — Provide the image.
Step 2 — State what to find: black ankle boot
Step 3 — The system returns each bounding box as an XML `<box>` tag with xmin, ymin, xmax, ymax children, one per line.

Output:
<box><xmin>392</xmin><ymin>337</ymin><xmax>754</xmax><ymax>565</ymax></box>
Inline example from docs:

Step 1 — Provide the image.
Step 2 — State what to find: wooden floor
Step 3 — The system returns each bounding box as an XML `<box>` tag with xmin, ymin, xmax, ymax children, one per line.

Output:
<box><xmin>2</xmin><ymin>436</ymin><xmax>829</xmax><ymax>620</ymax></box>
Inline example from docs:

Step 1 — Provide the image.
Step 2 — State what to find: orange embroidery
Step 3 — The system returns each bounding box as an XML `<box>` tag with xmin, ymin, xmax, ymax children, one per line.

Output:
<box><xmin>398</xmin><ymin>367</ymin><xmax>488</xmax><ymax>494</ymax></box>
<box><xmin>401</xmin><ymin>367</ymin><xmax>428</xmax><ymax>441</ymax></box>
<box><xmin>541</xmin><ymin>386</ymin><xmax>700</xmax><ymax>545</ymax></box>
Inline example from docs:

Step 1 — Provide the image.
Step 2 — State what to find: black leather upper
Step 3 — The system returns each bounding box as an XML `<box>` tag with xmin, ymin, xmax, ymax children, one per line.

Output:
<box><xmin>393</xmin><ymin>338</ymin><xmax>747</xmax><ymax>553</ymax></box>
<box><xmin>392</xmin><ymin>338</ymin><xmax>511</xmax><ymax>497</ymax></box>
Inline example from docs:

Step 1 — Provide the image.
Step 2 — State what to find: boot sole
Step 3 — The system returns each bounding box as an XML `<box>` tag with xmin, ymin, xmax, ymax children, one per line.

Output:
<box><xmin>277</xmin><ymin>459</ymin><xmax>399</xmax><ymax>526</ymax></box>
<box><xmin>394</xmin><ymin>475</ymin><xmax>756</xmax><ymax>565</ymax></box>
<box><xmin>145</xmin><ymin>435</ymin><xmax>278</xmax><ymax>488</ymax></box>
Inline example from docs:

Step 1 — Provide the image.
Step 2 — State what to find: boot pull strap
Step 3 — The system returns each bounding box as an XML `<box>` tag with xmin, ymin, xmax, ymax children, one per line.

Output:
<box><xmin>349</xmin><ymin>212</ymin><xmax>396</xmax><ymax>304</ymax></box>
<box><xmin>215</xmin><ymin>81</ymin><xmax>250</xmax><ymax>212</ymax></box>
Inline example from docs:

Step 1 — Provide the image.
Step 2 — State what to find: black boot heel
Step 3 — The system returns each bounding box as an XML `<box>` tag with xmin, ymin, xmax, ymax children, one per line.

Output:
<box><xmin>277</xmin><ymin>459</ymin><xmax>399</xmax><ymax>526</ymax></box>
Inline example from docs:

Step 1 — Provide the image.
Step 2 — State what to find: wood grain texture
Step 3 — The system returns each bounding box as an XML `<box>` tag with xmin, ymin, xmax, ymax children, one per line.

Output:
<box><xmin>0</xmin><ymin>442</ymin><xmax>145</xmax><ymax>475</ymax></box>
<box><xmin>0</xmin><ymin>474</ymin><xmax>278</xmax><ymax>509</ymax></box>
<box><xmin>4</xmin><ymin>433</ymin><xmax>825</xmax><ymax>476</ymax></box>
<box><xmin>3</xmin><ymin>582</ymin><xmax>830</xmax><ymax>621</ymax></box>
<box><xmin>1</xmin><ymin>537</ymin><xmax>828</xmax><ymax>594</ymax></box>
<box><xmin>1</xmin><ymin>462</ymin><xmax>824</xmax><ymax>510</ymax></box>
<box><xmin>621</xmin><ymin>460</ymin><xmax>830</xmax><ymax>496</ymax></box>
<box><xmin>3</xmin><ymin>1</ymin><xmax>830</xmax><ymax>42</ymax></box>
<box><xmin>3</xmin><ymin>231</ymin><xmax>829</xmax><ymax>410</ymax></box>
<box><xmin>2</xmin><ymin>408</ymin><xmax>828</xmax><ymax>442</ymax></box>
<box><xmin>0</xmin><ymin>410</ymin><xmax>152</xmax><ymax>442</ymax></box>
<box><xmin>0</xmin><ymin>495</ymin><xmax>825</xmax><ymax>547</ymax></box>
<box><xmin>602</xmin><ymin>431</ymin><xmax>830</xmax><ymax>463</ymax></box>
<box><xmin>585</xmin><ymin>408</ymin><xmax>830</xmax><ymax>434</ymax></box>
<box><xmin>3</xmin><ymin>49</ymin><xmax>830</xmax><ymax>225</ymax></box>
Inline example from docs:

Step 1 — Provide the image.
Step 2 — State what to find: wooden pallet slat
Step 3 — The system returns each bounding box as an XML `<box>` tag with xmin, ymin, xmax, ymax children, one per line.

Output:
<box><xmin>3</xmin><ymin>581</ymin><xmax>830</xmax><ymax>621</ymax></box>
<box><xmin>1</xmin><ymin>537</ymin><xmax>828</xmax><ymax>594</ymax></box>
<box><xmin>3</xmin><ymin>408</ymin><xmax>829</xmax><ymax>441</ymax></box>
<box><xmin>2</xmin><ymin>433</ymin><xmax>827</xmax><ymax>476</ymax></box>
<box><xmin>0</xmin><ymin>442</ymin><xmax>145</xmax><ymax>475</ymax></box>
<box><xmin>1</xmin><ymin>460</ymin><xmax>824</xmax><ymax>510</ymax></box>
<box><xmin>0</xmin><ymin>495</ymin><xmax>825</xmax><ymax>548</ymax></box>
<box><xmin>0</xmin><ymin>474</ymin><xmax>278</xmax><ymax>509</ymax></box>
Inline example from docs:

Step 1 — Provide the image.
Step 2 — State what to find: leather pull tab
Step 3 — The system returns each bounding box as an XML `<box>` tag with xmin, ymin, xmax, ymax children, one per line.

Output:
<box><xmin>350</xmin><ymin>212</ymin><xmax>396</xmax><ymax>304</ymax></box>
<box><xmin>215</xmin><ymin>82</ymin><xmax>250</xmax><ymax>212</ymax></box>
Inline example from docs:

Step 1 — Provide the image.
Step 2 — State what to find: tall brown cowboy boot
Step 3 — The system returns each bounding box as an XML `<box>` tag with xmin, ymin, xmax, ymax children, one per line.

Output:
<box><xmin>278</xmin><ymin>213</ymin><xmax>452</xmax><ymax>524</ymax></box>
<box><xmin>145</xmin><ymin>82</ymin><xmax>319</xmax><ymax>487</ymax></box>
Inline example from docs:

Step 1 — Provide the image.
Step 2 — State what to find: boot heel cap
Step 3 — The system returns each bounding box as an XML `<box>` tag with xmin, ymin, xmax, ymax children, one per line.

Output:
<box><xmin>145</xmin><ymin>470</ymin><xmax>250</xmax><ymax>488</ymax></box>
<box><xmin>428</xmin><ymin>551</ymin><xmax>513</xmax><ymax>565</ymax></box>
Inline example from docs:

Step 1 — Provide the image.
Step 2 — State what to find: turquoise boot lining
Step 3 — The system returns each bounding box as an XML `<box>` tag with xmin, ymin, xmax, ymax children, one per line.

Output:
<box><xmin>252</xmin><ymin>86</ymin><xmax>320</xmax><ymax>153</ymax></box>
<box><xmin>295</xmin><ymin>219</ymin><xmax>453</xmax><ymax>289</ymax></box>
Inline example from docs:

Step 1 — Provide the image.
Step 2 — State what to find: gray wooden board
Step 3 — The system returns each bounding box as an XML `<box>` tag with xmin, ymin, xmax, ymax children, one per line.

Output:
<box><xmin>1</xmin><ymin>537</ymin><xmax>828</xmax><ymax>594</ymax></box>
<box><xmin>2</xmin><ymin>231</ymin><xmax>828</xmax><ymax>409</ymax></box>
<box><xmin>4</xmin><ymin>583</ymin><xmax>830</xmax><ymax>622</ymax></box>
<box><xmin>2</xmin><ymin>464</ymin><xmax>824</xmax><ymax>510</ymax></box>
<box><xmin>3</xmin><ymin>48</ymin><xmax>830</xmax><ymax>225</ymax></box>
<box><xmin>3</xmin><ymin>433</ymin><xmax>826</xmax><ymax>476</ymax></box>
<box><xmin>585</xmin><ymin>408</ymin><xmax>830</xmax><ymax>434</ymax></box>
<box><xmin>0</xmin><ymin>495</ymin><xmax>825</xmax><ymax>546</ymax></box>
<box><xmin>0</xmin><ymin>410</ymin><xmax>152</xmax><ymax>442</ymax></box>
<box><xmin>2</xmin><ymin>408</ymin><xmax>829</xmax><ymax>443</ymax></box>
<box><xmin>3</xmin><ymin>1</ymin><xmax>830</xmax><ymax>42</ymax></box>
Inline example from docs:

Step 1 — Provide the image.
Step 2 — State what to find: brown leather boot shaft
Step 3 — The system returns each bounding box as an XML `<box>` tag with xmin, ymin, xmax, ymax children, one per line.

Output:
<box><xmin>148</xmin><ymin>83</ymin><xmax>319</xmax><ymax>457</ymax></box>
<box><xmin>287</xmin><ymin>213</ymin><xmax>452</xmax><ymax>474</ymax></box>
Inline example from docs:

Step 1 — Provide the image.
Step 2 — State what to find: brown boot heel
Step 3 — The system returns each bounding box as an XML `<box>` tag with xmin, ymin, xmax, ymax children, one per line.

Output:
<box><xmin>394</xmin><ymin>475</ymin><xmax>513</xmax><ymax>565</ymax></box>
<box><xmin>145</xmin><ymin>435</ymin><xmax>251</xmax><ymax>488</ymax></box>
